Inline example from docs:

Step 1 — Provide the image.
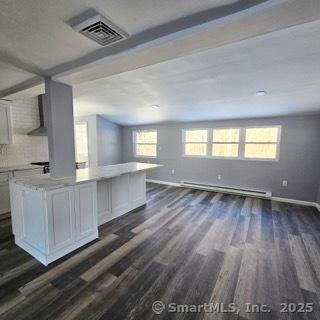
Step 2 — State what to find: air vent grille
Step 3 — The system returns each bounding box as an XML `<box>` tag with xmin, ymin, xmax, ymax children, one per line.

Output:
<box><xmin>73</xmin><ymin>13</ymin><xmax>127</xmax><ymax>46</ymax></box>
<box><xmin>81</xmin><ymin>21</ymin><xmax>124</xmax><ymax>46</ymax></box>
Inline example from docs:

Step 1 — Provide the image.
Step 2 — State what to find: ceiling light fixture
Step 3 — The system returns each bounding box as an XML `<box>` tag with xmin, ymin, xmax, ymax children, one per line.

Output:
<box><xmin>151</xmin><ymin>105</ymin><xmax>160</xmax><ymax>109</ymax></box>
<box><xmin>256</xmin><ymin>91</ymin><xmax>267</xmax><ymax>96</ymax></box>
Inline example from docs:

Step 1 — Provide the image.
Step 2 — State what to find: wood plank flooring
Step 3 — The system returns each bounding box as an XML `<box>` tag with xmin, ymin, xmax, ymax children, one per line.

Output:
<box><xmin>0</xmin><ymin>183</ymin><xmax>320</xmax><ymax>319</ymax></box>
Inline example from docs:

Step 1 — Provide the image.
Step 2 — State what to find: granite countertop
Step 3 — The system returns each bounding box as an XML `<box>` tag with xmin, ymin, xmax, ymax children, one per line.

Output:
<box><xmin>10</xmin><ymin>162</ymin><xmax>162</xmax><ymax>191</ymax></box>
<box><xmin>0</xmin><ymin>164</ymin><xmax>44</xmax><ymax>173</ymax></box>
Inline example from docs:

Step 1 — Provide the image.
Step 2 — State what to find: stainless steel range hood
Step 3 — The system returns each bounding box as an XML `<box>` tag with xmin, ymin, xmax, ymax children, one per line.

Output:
<box><xmin>28</xmin><ymin>95</ymin><xmax>47</xmax><ymax>136</ymax></box>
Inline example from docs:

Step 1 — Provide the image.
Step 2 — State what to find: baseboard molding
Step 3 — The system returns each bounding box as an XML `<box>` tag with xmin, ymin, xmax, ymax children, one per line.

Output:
<box><xmin>271</xmin><ymin>197</ymin><xmax>318</xmax><ymax>209</ymax></box>
<box><xmin>146</xmin><ymin>179</ymin><xmax>319</xmax><ymax>210</ymax></box>
<box><xmin>146</xmin><ymin>179</ymin><xmax>180</xmax><ymax>187</ymax></box>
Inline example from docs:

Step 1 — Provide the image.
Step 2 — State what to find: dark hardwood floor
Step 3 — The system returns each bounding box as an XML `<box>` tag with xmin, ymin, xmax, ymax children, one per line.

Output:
<box><xmin>1</xmin><ymin>183</ymin><xmax>320</xmax><ymax>319</ymax></box>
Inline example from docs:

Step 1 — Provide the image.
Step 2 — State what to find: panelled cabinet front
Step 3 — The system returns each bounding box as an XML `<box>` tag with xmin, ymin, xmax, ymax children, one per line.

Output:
<box><xmin>111</xmin><ymin>174</ymin><xmax>130</xmax><ymax>216</ymax></box>
<box><xmin>46</xmin><ymin>186</ymin><xmax>75</xmax><ymax>252</ymax></box>
<box><xmin>10</xmin><ymin>169</ymin><xmax>151</xmax><ymax>265</ymax></box>
<box><xmin>47</xmin><ymin>182</ymin><xmax>97</xmax><ymax>252</ymax></box>
<box><xmin>97</xmin><ymin>179</ymin><xmax>112</xmax><ymax>225</ymax></box>
<box><xmin>74</xmin><ymin>182</ymin><xmax>97</xmax><ymax>240</ymax></box>
<box><xmin>10</xmin><ymin>181</ymin><xmax>99</xmax><ymax>265</ymax></box>
<box><xmin>97</xmin><ymin>171</ymin><xmax>147</xmax><ymax>225</ymax></box>
<box><xmin>130</xmin><ymin>171</ymin><xmax>146</xmax><ymax>208</ymax></box>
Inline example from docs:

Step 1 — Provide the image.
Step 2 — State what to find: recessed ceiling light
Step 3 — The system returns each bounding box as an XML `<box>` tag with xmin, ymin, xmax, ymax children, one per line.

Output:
<box><xmin>256</xmin><ymin>91</ymin><xmax>267</xmax><ymax>96</ymax></box>
<box><xmin>151</xmin><ymin>105</ymin><xmax>160</xmax><ymax>109</ymax></box>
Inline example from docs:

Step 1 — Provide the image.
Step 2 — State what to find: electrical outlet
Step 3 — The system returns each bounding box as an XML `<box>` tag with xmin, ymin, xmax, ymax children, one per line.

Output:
<box><xmin>282</xmin><ymin>180</ymin><xmax>288</xmax><ymax>187</ymax></box>
<box><xmin>218</xmin><ymin>175</ymin><xmax>222</xmax><ymax>180</ymax></box>
<box><xmin>171</xmin><ymin>169</ymin><xmax>175</xmax><ymax>175</ymax></box>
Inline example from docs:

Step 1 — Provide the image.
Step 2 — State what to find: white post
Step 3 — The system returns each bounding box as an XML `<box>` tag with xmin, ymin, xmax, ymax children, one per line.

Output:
<box><xmin>44</xmin><ymin>78</ymin><xmax>76</xmax><ymax>179</ymax></box>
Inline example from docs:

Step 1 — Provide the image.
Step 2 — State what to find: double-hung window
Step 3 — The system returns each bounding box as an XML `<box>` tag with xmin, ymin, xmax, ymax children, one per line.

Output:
<box><xmin>244</xmin><ymin>126</ymin><xmax>280</xmax><ymax>160</ymax></box>
<box><xmin>212</xmin><ymin>128</ymin><xmax>240</xmax><ymax>158</ymax></box>
<box><xmin>183</xmin><ymin>129</ymin><xmax>208</xmax><ymax>157</ymax></box>
<box><xmin>182</xmin><ymin>126</ymin><xmax>281</xmax><ymax>161</ymax></box>
<box><xmin>134</xmin><ymin>130</ymin><xmax>157</xmax><ymax>157</ymax></box>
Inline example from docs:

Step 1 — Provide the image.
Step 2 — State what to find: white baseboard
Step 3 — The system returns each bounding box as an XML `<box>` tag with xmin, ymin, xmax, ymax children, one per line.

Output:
<box><xmin>146</xmin><ymin>179</ymin><xmax>180</xmax><ymax>187</ymax></box>
<box><xmin>146</xmin><ymin>179</ymin><xmax>319</xmax><ymax>211</ymax></box>
<box><xmin>271</xmin><ymin>197</ymin><xmax>318</xmax><ymax>209</ymax></box>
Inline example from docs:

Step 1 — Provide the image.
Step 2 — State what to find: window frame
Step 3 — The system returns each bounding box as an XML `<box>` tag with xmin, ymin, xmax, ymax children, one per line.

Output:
<box><xmin>211</xmin><ymin>127</ymin><xmax>241</xmax><ymax>160</ymax></box>
<box><xmin>182</xmin><ymin>128</ymin><xmax>210</xmax><ymax>158</ymax></box>
<box><xmin>133</xmin><ymin>129</ymin><xmax>158</xmax><ymax>158</ymax></box>
<box><xmin>182</xmin><ymin>125</ymin><xmax>281</xmax><ymax>161</ymax></box>
<box><xmin>243</xmin><ymin>125</ymin><xmax>281</xmax><ymax>162</ymax></box>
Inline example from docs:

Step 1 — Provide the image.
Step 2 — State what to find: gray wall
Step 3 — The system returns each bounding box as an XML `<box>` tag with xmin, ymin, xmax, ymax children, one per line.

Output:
<box><xmin>97</xmin><ymin>116</ymin><xmax>122</xmax><ymax>166</ymax></box>
<box><xmin>317</xmin><ymin>184</ymin><xmax>320</xmax><ymax>205</ymax></box>
<box><xmin>122</xmin><ymin>115</ymin><xmax>320</xmax><ymax>202</ymax></box>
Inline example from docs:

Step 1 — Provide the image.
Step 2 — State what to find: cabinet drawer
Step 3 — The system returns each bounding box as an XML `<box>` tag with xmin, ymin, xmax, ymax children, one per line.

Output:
<box><xmin>14</xmin><ymin>169</ymin><xmax>42</xmax><ymax>177</ymax></box>
<box><xmin>0</xmin><ymin>172</ymin><xmax>10</xmax><ymax>182</ymax></box>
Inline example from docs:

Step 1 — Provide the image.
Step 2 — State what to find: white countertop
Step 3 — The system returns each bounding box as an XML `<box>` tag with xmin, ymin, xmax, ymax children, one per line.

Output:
<box><xmin>0</xmin><ymin>164</ymin><xmax>44</xmax><ymax>173</ymax></box>
<box><xmin>10</xmin><ymin>162</ymin><xmax>162</xmax><ymax>191</ymax></box>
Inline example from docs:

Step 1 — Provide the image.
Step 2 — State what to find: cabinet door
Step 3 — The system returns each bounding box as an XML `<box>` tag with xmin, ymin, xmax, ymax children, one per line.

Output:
<box><xmin>20</xmin><ymin>187</ymin><xmax>47</xmax><ymax>252</ymax></box>
<box><xmin>97</xmin><ymin>179</ymin><xmax>112</xmax><ymax>226</ymax></box>
<box><xmin>47</xmin><ymin>187</ymin><xmax>75</xmax><ymax>252</ymax></box>
<box><xmin>0</xmin><ymin>172</ymin><xmax>11</xmax><ymax>215</ymax></box>
<box><xmin>74</xmin><ymin>182</ymin><xmax>97</xmax><ymax>240</ymax></box>
<box><xmin>111</xmin><ymin>174</ymin><xmax>130</xmax><ymax>216</ymax></box>
<box><xmin>0</xmin><ymin>182</ymin><xmax>11</xmax><ymax>214</ymax></box>
<box><xmin>0</xmin><ymin>105</ymin><xmax>12</xmax><ymax>144</ymax></box>
<box><xmin>130</xmin><ymin>171</ymin><xmax>146</xmax><ymax>208</ymax></box>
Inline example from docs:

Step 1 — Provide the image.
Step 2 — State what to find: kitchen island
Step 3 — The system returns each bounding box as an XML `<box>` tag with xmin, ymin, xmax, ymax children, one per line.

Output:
<box><xmin>9</xmin><ymin>162</ymin><xmax>162</xmax><ymax>265</ymax></box>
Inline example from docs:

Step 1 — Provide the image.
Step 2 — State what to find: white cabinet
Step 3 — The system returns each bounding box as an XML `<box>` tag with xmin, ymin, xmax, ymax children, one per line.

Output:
<box><xmin>47</xmin><ymin>187</ymin><xmax>75</xmax><ymax>252</ymax></box>
<box><xmin>0</xmin><ymin>172</ymin><xmax>12</xmax><ymax>214</ymax></box>
<box><xmin>111</xmin><ymin>174</ymin><xmax>130</xmax><ymax>216</ymax></box>
<box><xmin>0</xmin><ymin>168</ymin><xmax>43</xmax><ymax>216</ymax></box>
<box><xmin>97</xmin><ymin>171</ymin><xmax>147</xmax><ymax>225</ymax></box>
<box><xmin>130</xmin><ymin>171</ymin><xmax>146</xmax><ymax>208</ymax></box>
<box><xmin>97</xmin><ymin>179</ymin><xmax>112</xmax><ymax>225</ymax></box>
<box><xmin>10</xmin><ymin>181</ymin><xmax>98</xmax><ymax>265</ymax></box>
<box><xmin>74</xmin><ymin>182</ymin><xmax>97</xmax><ymax>240</ymax></box>
<box><xmin>10</xmin><ymin>168</ymin><xmax>149</xmax><ymax>265</ymax></box>
<box><xmin>0</xmin><ymin>104</ymin><xmax>13</xmax><ymax>145</ymax></box>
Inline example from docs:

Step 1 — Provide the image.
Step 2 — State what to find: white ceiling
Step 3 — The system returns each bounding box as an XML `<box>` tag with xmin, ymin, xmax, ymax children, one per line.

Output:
<box><xmin>0</xmin><ymin>0</ymin><xmax>246</xmax><ymax>92</ymax></box>
<box><xmin>1</xmin><ymin>0</ymin><xmax>320</xmax><ymax>125</ymax></box>
<box><xmin>74</xmin><ymin>20</ymin><xmax>320</xmax><ymax>125</ymax></box>
<box><xmin>0</xmin><ymin>61</ymin><xmax>34</xmax><ymax>91</ymax></box>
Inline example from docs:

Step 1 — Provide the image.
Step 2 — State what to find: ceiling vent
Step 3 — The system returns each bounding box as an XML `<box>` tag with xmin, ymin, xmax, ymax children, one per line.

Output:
<box><xmin>73</xmin><ymin>13</ymin><xmax>128</xmax><ymax>46</ymax></box>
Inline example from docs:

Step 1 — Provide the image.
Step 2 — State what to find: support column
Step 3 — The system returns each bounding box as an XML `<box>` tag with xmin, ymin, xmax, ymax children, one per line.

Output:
<box><xmin>44</xmin><ymin>78</ymin><xmax>76</xmax><ymax>179</ymax></box>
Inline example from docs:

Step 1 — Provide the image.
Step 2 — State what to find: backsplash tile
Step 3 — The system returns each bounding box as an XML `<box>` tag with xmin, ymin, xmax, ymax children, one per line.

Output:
<box><xmin>0</xmin><ymin>97</ymin><xmax>48</xmax><ymax>167</ymax></box>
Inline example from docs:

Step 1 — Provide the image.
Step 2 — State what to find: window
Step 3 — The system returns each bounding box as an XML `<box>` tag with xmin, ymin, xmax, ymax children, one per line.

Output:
<box><xmin>244</xmin><ymin>127</ymin><xmax>280</xmax><ymax>160</ymax></box>
<box><xmin>183</xmin><ymin>129</ymin><xmax>208</xmax><ymax>156</ymax></box>
<box><xmin>212</xmin><ymin>128</ymin><xmax>239</xmax><ymax>158</ymax></box>
<box><xmin>182</xmin><ymin>126</ymin><xmax>281</xmax><ymax>161</ymax></box>
<box><xmin>134</xmin><ymin>130</ymin><xmax>157</xmax><ymax>157</ymax></box>
<box><xmin>74</xmin><ymin>122</ymin><xmax>89</xmax><ymax>167</ymax></box>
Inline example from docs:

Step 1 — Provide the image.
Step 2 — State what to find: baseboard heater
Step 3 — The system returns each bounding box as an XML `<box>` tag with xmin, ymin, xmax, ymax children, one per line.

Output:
<box><xmin>180</xmin><ymin>181</ymin><xmax>272</xmax><ymax>199</ymax></box>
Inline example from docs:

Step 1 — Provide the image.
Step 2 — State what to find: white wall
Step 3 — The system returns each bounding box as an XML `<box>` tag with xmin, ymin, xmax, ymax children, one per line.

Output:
<box><xmin>0</xmin><ymin>97</ymin><xmax>48</xmax><ymax>167</ymax></box>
